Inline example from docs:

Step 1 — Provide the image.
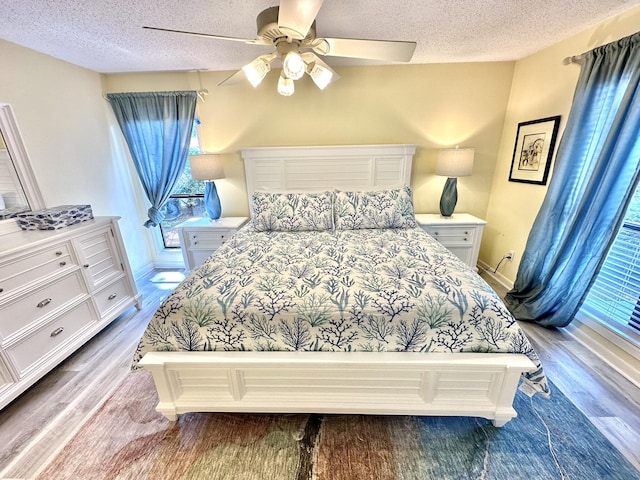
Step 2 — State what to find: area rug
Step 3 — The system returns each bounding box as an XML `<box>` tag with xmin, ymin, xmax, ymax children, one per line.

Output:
<box><xmin>37</xmin><ymin>371</ymin><xmax>639</xmax><ymax>480</ymax></box>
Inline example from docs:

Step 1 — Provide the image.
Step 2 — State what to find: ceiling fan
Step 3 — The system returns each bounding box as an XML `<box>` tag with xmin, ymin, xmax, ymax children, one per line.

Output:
<box><xmin>143</xmin><ymin>0</ymin><xmax>417</xmax><ymax>96</ymax></box>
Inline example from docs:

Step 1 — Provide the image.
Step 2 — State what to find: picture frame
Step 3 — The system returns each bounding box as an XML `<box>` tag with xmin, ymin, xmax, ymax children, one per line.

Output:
<box><xmin>508</xmin><ymin>115</ymin><xmax>560</xmax><ymax>185</ymax></box>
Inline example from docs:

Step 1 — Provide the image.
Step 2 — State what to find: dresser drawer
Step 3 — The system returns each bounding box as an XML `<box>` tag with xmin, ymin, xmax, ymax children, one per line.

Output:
<box><xmin>0</xmin><ymin>270</ymin><xmax>88</xmax><ymax>340</ymax></box>
<box><xmin>0</xmin><ymin>243</ymin><xmax>75</xmax><ymax>297</ymax></box>
<box><xmin>93</xmin><ymin>276</ymin><xmax>132</xmax><ymax>316</ymax></box>
<box><xmin>5</xmin><ymin>300</ymin><xmax>97</xmax><ymax>377</ymax></box>
<box><xmin>184</xmin><ymin>230</ymin><xmax>232</xmax><ymax>249</ymax></box>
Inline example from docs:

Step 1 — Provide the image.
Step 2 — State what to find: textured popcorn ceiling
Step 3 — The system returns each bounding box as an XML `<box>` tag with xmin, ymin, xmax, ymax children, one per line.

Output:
<box><xmin>0</xmin><ymin>0</ymin><xmax>637</xmax><ymax>74</ymax></box>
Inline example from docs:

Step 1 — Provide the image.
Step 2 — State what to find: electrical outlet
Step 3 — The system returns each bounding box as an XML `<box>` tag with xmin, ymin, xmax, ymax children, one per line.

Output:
<box><xmin>506</xmin><ymin>250</ymin><xmax>515</xmax><ymax>261</ymax></box>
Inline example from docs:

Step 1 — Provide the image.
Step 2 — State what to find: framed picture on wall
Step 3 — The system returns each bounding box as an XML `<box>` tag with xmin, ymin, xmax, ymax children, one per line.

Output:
<box><xmin>508</xmin><ymin>115</ymin><xmax>561</xmax><ymax>185</ymax></box>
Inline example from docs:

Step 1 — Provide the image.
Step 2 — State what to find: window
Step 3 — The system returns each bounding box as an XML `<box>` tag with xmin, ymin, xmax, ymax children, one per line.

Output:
<box><xmin>581</xmin><ymin>184</ymin><xmax>640</xmax><ymax>345</ymax></box>
<box><xmin>158</xmin><ymin>122</ymin><xmax>205</xmax><ymax>248</ymax></box>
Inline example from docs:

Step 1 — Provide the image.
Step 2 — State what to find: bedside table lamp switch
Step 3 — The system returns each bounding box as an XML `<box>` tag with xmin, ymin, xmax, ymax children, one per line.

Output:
<box><xmin>190</xmin><ymin>153</ymin><xmax>226</xmax><ymax>221</ymax></box>
<box><xmin>436</xmin><ymin>146</ymin><xmax>474</xmax><ymax>217</ymax></box>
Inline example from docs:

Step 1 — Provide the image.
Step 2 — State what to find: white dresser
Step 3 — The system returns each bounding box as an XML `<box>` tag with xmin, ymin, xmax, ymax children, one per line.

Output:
<box><xmin>177</xmin><ymin>217</ymin><xmax>249</xmax><ymax>273</ymax></box>
<box><xmin>0</xmin><ymin>217</ymin><xmax>141</xmax><ymax>409</ymax></box>
<box><xmin>415</xmin><ymin>213</ymin><xmax>487</xmax><ymax>269</ymax></box>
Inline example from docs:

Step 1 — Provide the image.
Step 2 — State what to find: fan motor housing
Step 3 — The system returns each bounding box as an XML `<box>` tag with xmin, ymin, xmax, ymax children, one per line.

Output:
<box><xmin>257</xmin><ymin>6</ymin><xmax>316</xmax><ymax>44</ymax></box>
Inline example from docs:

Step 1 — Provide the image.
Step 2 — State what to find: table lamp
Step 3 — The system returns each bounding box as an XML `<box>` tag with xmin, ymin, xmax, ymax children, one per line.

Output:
<box><xmin>189</xmin><ymin>153</ymin><xmax>225</xmax><ymax>221</ymax></box>
<box><xmin>436</xmin><ymin>146</ymin><xmax>474</xmax><ymax>217</ymax></box>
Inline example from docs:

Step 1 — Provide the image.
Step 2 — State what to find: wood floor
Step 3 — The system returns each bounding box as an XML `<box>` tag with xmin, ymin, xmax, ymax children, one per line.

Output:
<box><xmin>0</xmin><ymin>269</ymin><xmax>638</xmax><ymax>479</ymax></box>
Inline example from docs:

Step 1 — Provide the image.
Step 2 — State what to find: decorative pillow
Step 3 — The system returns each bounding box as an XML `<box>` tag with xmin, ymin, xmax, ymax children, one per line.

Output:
<box><xmin>333</xmin><ymin>186</ymin><xmax>416</xmax><ymax>230</ymax></box>
<box><xmin>251</xmin><ymin>191</ymin><xmax>334</xmax><ymax>231</ymax></box>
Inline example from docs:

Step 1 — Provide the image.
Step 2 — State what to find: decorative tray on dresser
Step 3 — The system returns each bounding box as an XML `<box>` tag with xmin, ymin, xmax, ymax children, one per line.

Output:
<box><xmin>0</xmin><ymin>216</ymin><xmax>141</xmax><ymax>409</ymax></box>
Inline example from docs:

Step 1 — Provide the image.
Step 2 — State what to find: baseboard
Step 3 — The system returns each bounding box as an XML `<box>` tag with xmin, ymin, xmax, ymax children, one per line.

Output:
<box><xmin>153</xmin><ymin>260</ymin><xmax>186</xmax><ymax>270</ymax></box>
<box><xmin>569</xmin><ymin>314</ymin><xmax>640</xmax><ymax>389</ymax></box>
<box><xmin>133</xmin><ymin>262</ymin><xmax>155</xmax><ymax>282</ymax></box>
<box><xmin>477</xmin><ymin>260</ymin><xmax>514</xmax><ymax>291</ymax></box>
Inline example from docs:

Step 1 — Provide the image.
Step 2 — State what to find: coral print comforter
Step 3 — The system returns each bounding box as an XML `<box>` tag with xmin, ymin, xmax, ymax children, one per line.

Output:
<box><xmin>133</xmin><ymin>221</ymin><xmax>548</xmax><ymax>396</ymax></box>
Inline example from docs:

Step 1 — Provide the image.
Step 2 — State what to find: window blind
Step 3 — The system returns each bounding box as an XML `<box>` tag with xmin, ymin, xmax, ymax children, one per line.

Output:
<box><xmin>582</xmin><ymin>187</ymin><xmax>640</xmax><ymax>343</ymax></box>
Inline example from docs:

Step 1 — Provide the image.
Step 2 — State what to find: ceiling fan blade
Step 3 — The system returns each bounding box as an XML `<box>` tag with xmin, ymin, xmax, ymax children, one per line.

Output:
<box><xmin>218</xmin><ymin>69</ymin><xmax>248</xmax><ymax>87</ymax></box>
<box><xmin>278</xmin><ymin>0</ymin><xmax>324</xmax><ymax>40</ymax></box>
<box><xmin>143</xmin><ymin>26</ymin><xmax>269</xmax><ymax>45</ymax></box>
<box><xmin>313</xmin><ymin>37</ymin><xmax>416</xmax><ymax>62</ymax></box>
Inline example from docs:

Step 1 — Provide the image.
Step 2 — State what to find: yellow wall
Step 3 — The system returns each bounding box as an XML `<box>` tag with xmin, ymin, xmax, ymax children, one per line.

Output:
<box><xmin>482</xmin><ymin>4</ymin><xmax>640</xmax><ymax>284</ymax></box>
<box><xmin>103</xmin><ymin>62</ymin><xmax>515</xmax><ymax>219</ymax></box>
<box><xmin>0</xmin><ymin>39</ymin><xmax>153</xmax><ymax>273</ymax></box>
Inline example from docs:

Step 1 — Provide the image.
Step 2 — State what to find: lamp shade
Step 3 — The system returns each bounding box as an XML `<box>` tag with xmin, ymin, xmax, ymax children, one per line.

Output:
<box><xmin>190</xmin><ymin>154</ymin><xmax>225</xmax><ymax>181</ymax></box>
<box><xmin>241</xmin><ymin>56</ymin><xmax>272</xmax><ymax>87</ymax></box>
<box><xmin>436</xmin><ymin>147</ymin><xmax>474</xmax><ymax>178</ymax></box>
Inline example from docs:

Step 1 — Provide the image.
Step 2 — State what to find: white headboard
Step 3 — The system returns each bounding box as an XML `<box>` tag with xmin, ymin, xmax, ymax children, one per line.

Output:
<box><xmin>241</xmin><ymin>144</ymin><xmax>416</xmax><ymax>200</ymax></box>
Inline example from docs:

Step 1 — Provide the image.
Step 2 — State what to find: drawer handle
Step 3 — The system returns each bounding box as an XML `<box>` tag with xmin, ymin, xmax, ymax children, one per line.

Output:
<box><xmin>50</xmin><ymin>327</ymin><xmax>64</xmax><ymax>337</ymax></box>
<box><xmin>37</xmin><ymin>298</ymin><xmax>52</xmax><ymax>308</ymax></box>
<box><xmin>0</xmin><ymin>288</ymin><xmax>3</xmax><ymax>293</ymax></box>
<box><xmin>193</xmin><ymin>241</ymin><xmax>199</xmax><ymax>245</ymax></box>
<box><xmin>464</xmin><ymin>231</ymin><xmax>469</xmax><ymax>235</ymax></box>
<box><xmin>55</xmin><ymin>251</ymin><xmax>63</xmax><ymax>256</ymax></box>
<box><xmin>433</xmin><ymin>231</ymin><xmax>439</xmax><ymax>236</ymax></box>
<box><xmin>464</xmin><ymin>238</ymin><xmax>468</xmax><ymax>242</ymax></box>
<box><xmin>83</xmin><ymin>264</ymin><xmax>90</xmax><ymax>268</ymax></box>
<box><xmin>108</xmin><ymin>293</ymin><xmax>117</xmax><ymax>300</ymax></box>
<box><xmin>59</xmin><ymin>261</ymin><xmax>67</xmax><ymax>266</ymax></box>
<box><xmin>192</xmin><ymin>234</ymin><xmax>197</xmax><ymax>239</ymax></box>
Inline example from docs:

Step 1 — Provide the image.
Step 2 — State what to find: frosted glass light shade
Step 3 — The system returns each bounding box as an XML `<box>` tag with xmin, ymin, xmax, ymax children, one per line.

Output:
<box><xmin>436</xmin><ymin>147</ymin><xmax>474</xmax><ymax>178</ymax></box>
<box><xmin>242</xmin><ymin>57</ymin><xmax>271</xmax><ymax>87</ymax></box>
<box><xmin>190</xmin><ymin>154</ymin><xmax>225</xmax><ymax>181</ymax></box>
<box><xmin>282</xmin><ymin>51</ymin><xmax>305</xmax><ymax>80</ymax></box>
<box><xmin>278</xmin><ymin>75</ymin><xmax>295</xmax><ymax>96</ymax></box>
<box><xmin>308</xmin><ymin>63</ymin><xmax>333</xmax><ymax>90</ymax></box>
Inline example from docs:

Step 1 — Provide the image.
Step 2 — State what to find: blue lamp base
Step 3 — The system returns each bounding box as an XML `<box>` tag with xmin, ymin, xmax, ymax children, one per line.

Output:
<box><xmin>204</xmin><ymin>181</ymin><xmax>222</xmax><ymax>220</ymax></box>
<box><xmin>439</xmin><ymin>177</ymin><xmax>458</xmax><ymax>217</ymax></box>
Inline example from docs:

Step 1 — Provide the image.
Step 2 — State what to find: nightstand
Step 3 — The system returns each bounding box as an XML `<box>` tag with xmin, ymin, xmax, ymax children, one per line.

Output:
<box><xmin>176</xmin><ymin>217</ymin><xmax>248</xmax><ymax>272</ymax></box>
<box><xmin>415</xmin><ymin>213</ymin><xmax>487</xmax><ymax>269</ymax></box>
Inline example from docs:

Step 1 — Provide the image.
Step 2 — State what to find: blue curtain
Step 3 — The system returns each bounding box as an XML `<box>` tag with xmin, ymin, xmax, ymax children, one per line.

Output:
<box><xmin>107</xmin><ymin>91</ymin><xmax>197</xmax><ymax>227</ymax></box>
<box><xmin>504</xmin><ymin>32</ymin><xmax>640</xmax><ymax>327</ymax></box>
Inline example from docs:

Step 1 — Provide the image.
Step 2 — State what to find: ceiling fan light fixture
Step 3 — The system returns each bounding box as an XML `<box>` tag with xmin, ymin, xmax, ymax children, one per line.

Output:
<box><xmin>277</xmin><ymin>74</ymin><xmax>295</xmax><ymax>96</ymax></box>
<box><xmin>307</xmin><ymin>62</ymin><xmax>333</xmax><ymax>90</ymax></box>
<box><xmin>242</xmin><ymin>56</ymin><xmax>272</xmax><ymax>87</ymax></box>
<box><xmin>282</xmin><ymin>51</ymin><xmax>305</xmax><ymax>80</ymax></box>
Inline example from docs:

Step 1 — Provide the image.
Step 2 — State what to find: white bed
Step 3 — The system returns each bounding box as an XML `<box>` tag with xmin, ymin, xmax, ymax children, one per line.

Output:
<box><xmin>138</xmin><ymin>144</ymin><xmax>541</xmax><ymax>427</ymax></box>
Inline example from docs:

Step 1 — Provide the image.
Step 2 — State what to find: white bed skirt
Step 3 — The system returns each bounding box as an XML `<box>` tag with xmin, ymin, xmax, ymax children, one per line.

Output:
<box><xmin>139</xmin><ymin>351</ymin><xmax>535</xmax><ymax>427</ymax></box>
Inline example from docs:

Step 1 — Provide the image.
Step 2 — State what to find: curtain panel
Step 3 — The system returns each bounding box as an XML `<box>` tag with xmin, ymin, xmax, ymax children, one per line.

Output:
<box><xmin>505</xmin><ymin>31</ymin><xmax>640</xmax><ymax>327</ymax></box>
<box><xmin>107</xmin><ymin>91</ymin><xmax>197</xmax><ymax>227</ymax></box>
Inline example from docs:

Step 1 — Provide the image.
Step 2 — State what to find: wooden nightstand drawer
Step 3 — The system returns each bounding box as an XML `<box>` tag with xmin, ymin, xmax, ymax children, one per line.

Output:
<box><xmin>423</xmin><ymin>227</ymin><xmax>474</xmax><ymax>244</ymax></box>
<box><xmin>415</xmin><ymin>213</ymin><xmax>486</xmax><ymax>269</ymax></box>
<box><xmin>177</xmin><ymin>217</ymin><xmax>248</xmax><ymax>272</ymax></box>
<box><xmin>185</xmin><ymin>230</ymin><xmax>232</xmax><ymax>249</ymax></box>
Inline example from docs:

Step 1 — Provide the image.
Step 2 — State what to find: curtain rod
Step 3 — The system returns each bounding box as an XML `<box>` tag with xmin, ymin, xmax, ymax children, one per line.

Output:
<box><xmin>563</xmin><ymin>54</ymin><xmax>584</xmax><ymax>65</ymax></box>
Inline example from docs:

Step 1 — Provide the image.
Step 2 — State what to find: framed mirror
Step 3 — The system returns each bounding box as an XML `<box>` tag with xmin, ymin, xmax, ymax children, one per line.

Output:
<box><xmin>0</xmin><ymin>102</ymin><xmax>45</xmax><ymax>235</ymax></box>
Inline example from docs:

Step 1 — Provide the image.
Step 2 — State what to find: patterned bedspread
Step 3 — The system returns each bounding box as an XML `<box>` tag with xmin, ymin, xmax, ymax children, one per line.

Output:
<box><xmin>133</xmin><ymin>225</ymin><xmax>549</xmax><ymax>396</ymax></box>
